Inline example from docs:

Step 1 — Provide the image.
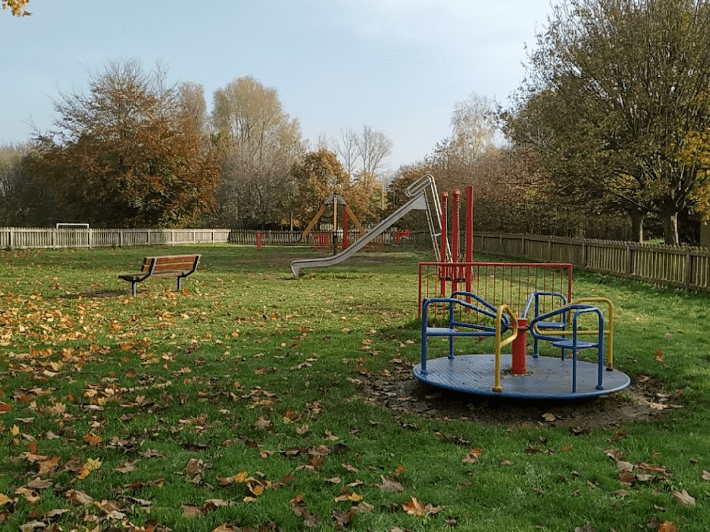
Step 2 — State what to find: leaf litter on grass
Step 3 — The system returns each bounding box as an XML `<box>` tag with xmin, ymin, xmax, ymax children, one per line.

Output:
<box><xmin>2</xmin><ymin>247</ymin><xmax>710</xmax><ymax>532</ymax></box>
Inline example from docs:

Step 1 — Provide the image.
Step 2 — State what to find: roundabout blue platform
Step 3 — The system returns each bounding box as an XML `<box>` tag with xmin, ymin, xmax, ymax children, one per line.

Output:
<box><xmin>413</xmin><ymin>353</ymin><xmax>631</xmax><ymax>399</ymax></box>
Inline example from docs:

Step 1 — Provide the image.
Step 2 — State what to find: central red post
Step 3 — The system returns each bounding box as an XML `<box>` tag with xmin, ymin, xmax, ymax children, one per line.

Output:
<box><xmin>511</xmin><ymin>319</ymin><xmax>527</xmax><ymax>374</ymax></box>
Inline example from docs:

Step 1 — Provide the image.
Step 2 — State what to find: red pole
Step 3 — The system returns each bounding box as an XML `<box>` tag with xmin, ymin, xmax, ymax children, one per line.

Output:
<box><xmin>451</xmin><ymin>188</ymin><xmax>460</xmax><ymax>292</ymax></box>
<box><xmin>342</xmin><ymin>205</ymin><xmax>349</xmax><ymax>250</ymax></box>
<box><xmin>465</xmin><ymin>185</ymin><xmax>474</xmax><ymax>295</ymax></box>
<box><xmin>439</xmin><ymin>192</ymin><xmax>448</xmax><ymax>297</ymax></box>
<box><xmin>256</xmin><ymin>231</ymin><xmax>262</xmax><ymax>251</ymax></box>
<box><xmin>512</xmin><ymin>318</ymin><xmax>528</xmax><ymax>374</ymax></box>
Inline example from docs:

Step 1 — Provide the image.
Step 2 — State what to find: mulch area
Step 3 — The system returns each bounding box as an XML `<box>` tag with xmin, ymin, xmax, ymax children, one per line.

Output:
<box><xmin>352</xmin><ymin>360</ymin><xmax>683</xmax><ymax>431</ymax></box>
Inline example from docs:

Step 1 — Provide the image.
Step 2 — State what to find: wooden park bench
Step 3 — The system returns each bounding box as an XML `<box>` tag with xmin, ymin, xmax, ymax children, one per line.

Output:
<box><xmin>118</xmin><ymin>254</ymin><xmax>201</xmax><ymax>296</ymax></box>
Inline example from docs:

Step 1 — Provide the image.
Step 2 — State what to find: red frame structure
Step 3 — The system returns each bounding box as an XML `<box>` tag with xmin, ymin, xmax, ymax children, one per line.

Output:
<box><xmin>418</xmin><ymin>262</ymin><xmax>573</xmax><ymax>320</ymax></box>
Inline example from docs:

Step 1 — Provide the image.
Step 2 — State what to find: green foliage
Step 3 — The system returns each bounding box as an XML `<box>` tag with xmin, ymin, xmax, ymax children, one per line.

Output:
<box><xmin>506</xmin><ymin>0</ymin><xmax>710</xmax><ymax>245</ymax></box>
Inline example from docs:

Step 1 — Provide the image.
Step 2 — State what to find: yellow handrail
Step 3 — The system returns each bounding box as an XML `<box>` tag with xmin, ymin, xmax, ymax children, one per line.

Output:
<box><xmin>493</xmin><ymin>304</ymin><xmax>518</xmax><ymax>393</ymax></box>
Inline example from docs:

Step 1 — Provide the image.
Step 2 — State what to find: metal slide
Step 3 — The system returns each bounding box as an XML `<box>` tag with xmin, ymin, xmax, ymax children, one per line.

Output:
<box><xmin>290</xmin><ymin>174</ymin><xmax>443</xmax><ymax>277</ymax></box>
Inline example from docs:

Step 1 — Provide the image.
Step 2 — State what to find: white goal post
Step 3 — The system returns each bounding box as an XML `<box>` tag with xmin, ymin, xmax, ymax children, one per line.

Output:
<box><xmin>56</xmin><ymin>223</ymin><xmax>90</xmax><ymax>229</ymax></box>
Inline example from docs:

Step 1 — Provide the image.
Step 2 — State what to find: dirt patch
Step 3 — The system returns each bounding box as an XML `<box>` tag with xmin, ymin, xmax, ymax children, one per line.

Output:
<box><xmin>353</xmin><ymin>360</ymin><xmax>684</xmax><ymax>430</ymax></box>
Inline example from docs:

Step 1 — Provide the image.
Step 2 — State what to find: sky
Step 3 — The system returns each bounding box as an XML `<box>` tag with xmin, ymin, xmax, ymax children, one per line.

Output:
<box><xmin>1</xmin><ymin>0</ymin><xmax>553</xmax><ymax>172</ymax></box>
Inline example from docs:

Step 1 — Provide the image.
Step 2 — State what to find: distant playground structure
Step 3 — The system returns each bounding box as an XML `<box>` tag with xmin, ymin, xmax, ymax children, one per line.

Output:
<box><xmin>414</xmin><ymin>182</ymin><xmax>631</xmax><ymax>399</ymax></box>
<box><xmin>290</xmin><ymin>174</ymin><xmax>445</xmax><ymax>277</ymax></box>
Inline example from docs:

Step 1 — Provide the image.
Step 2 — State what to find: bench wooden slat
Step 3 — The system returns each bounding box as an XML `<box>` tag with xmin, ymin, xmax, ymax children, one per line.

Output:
<box><xmin>119</xmin><ymin>254</ymin><xmax>201</xmax><ymax>296</ymax></box>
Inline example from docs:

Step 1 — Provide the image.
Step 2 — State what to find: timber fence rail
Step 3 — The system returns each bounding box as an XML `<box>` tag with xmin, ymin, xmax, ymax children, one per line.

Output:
<box><xmin>475</xmin><ymin>232</ymin><xmax>710</xmax><ymax>292</ymax></box>
<box><xmin>0</xmin><ymin>228</ymin><xmax>231</xmax><ymax>250</ymax></box>
<box><xmin>227</xmin><ymin>229</ymin><xmax>426</xmax><ymax>246</ymax></box>
<box><xmin>0</xmin><ymin>227</ymin><xmax>423</xmax><ymax>250</ymax></box>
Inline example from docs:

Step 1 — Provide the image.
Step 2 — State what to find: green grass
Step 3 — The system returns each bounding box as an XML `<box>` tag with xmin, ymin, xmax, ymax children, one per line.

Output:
<box><xmin>1</xmin><ymin>245</ymin><xmax>709</xmax><ymax>531</ymax></box>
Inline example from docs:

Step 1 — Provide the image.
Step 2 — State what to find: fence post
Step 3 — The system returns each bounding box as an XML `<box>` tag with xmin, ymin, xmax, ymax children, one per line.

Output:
<box><xmin>685</xmin><ymin>247</ymin><xmax>692</xmax><ymax>291</ymax></box>
<box><xmin>548</xmin><ymin>236</ymin><xmax>553</xmax><ymax>263</ymax></box>
<box><xmin>581</xmin><ymin>238</ymin><xmax>587</xmax><ymax>269</ymax></box>
<box><xmin>626</xmin><ymin>243</ymin><xmax>632</xmax><ymax>276</ymax></box>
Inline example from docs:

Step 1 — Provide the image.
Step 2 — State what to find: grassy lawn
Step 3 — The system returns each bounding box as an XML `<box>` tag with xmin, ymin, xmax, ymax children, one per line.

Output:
<box><xmin>1</xmin><ymin>244</ymin><xmax>709</xmax><ymax>532</ymax></box>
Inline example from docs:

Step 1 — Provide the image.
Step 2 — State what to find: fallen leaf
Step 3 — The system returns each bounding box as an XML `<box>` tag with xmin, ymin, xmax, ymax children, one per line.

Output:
<box><xmin>379</xmin><ymin>475</ymin><xmax>404</xmax><ymax>492</ymax></box>
<box><xmin>182</xmin><ymin>504</ymin><xmax>203</xmax><ymax>517</ymax></box>
<box><xmin>25</xmin><ymin>479</ymin><xmax>52</xmax><ymax>490</ymax></box>
<box><xmin>402</xmin><ymin>497</ymin><xmax>426</xmax><ymax>516</ymax></box>
<box><xmin>542</xmin><ymin>413</ymin><xmax>556</xmax><ymax>422</ymax></box>
<box><xmin>658</xmin><ymin>521</ymin><xmax>678</xmax><ymax>532</ymax></box>
<box><xmin>15</xmin><ymin>487</ymin><xmax>40</xmax><ymax>504</ymax></box>
<box><xmin>44</xmin><ymin>508</ymin><xmax>70</xmax><ymax>519</ymax></box>
<box><xmin>77</xmin><ymin>458</ymin><xmax>102</xmax><ymax>479</ymax></box>
<box><xmin>37</xmin><ymin>457</ymin><xmax>60</xmax><ymax>475</ymax></box>
<box><xmin>83</xmin><ymin>432</ymin><xmax>103</xmax><ymax>446</ymax></box>
<box><xmin>66</xmin><ymin>489</ymin><xmax>94</xmax><ymax>505</ymax></box>
<box><xmin>332</xmin><ymin>507</ymin><xmax>357</xmax><ymax>531</ymax></box>
<box><xmin>703</xmin><ymin>470</ymin><xmax>710</xmax><ymax>481</ymax></box>
<box><xmin>462</xmin><ymin>447</ymin><xmax>483</xmax><ymax>464</ymax></box>
<box><xmin>115</xmin><ymin>460</ymin><xmax>139</xmax><ymax>474</ymax></box>
<box><xmin>19</xmin><ymin>521</ymin><xmax>46</xmax><ymax>531</ymax></box>
<box><xmin>0</xmin><ymin>493</ymin><xmax>12</xmax><ymax>506</ymax></box>
<box><xmin>672</xmin><ymin>489</ymin><xmax>695</xmax><ymax>506</ymax></box>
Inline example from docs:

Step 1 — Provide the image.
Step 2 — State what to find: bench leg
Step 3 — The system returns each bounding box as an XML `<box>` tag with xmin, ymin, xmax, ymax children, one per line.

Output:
<box><xmin>131</xmin><ymin>281</ymin><xmax>137</xmax><ymax>297</ymax></box>
<box><xmin>176</xmin><ymin>277</ymin><xmax>183</xmax><ymax>291</ymax></box>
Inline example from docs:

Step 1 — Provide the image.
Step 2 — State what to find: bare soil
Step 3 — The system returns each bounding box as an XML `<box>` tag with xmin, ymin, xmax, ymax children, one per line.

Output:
<box><xmin>353</xmin><ymin>360</ymin><xmax>684</xmax><ymax>430</ymax></box>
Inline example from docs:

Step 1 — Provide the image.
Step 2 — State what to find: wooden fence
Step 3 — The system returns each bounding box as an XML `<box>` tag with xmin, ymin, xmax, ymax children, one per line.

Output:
<box><xmin>227</xmin><ymin>229</ymin><xmax>425</xmax><ymax>247</ymax></box>
<box><xmin>0</xmin><ymin>227</ymin><xmax>423</xmax><ymax>250</ymax></box>
<box><xmin>0</xmin><ymin>227</ymin><xmax>231</xmax><ymax>249</ymax></box>
<box><xmin>475</xmin><ymin>232</ymin><xmax>710</xmax><ymax>292</ymax></box>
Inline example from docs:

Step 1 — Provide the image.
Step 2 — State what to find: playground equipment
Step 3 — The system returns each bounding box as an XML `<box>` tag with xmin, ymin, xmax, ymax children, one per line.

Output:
<box><xmin>299</xmin><ymin>193</ymin><xmax>367</xmax><ymax>253</ymax></box>
<box><xmin>290</xmin><ymin>174</ymin><xmax>446</xmax><ymax>277</ymax></box>
<box><xmin>413</xmin><ymin>184</ymin><xmax>631</xmax><ymax>399</ymax></box>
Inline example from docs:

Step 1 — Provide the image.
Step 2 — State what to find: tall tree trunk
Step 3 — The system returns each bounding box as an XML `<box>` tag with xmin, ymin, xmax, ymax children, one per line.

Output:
<box><xmin>663</xmin><ymin>210</ymin><xmax>679</xmax><ymax>246</ymax></box>
<box><xmin>630</xmin><ymin>210</ymin><xmax>645</xmax><ymax>243</ymax></box>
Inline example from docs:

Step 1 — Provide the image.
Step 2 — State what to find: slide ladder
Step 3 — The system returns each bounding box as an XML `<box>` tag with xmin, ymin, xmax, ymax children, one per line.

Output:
<box><xmin>290</xmin><ymin>174</ymin><xmax>445</xmax><ymax>277</ymax></box>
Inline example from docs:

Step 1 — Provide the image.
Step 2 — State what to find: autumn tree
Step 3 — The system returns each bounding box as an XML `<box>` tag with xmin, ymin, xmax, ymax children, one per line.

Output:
<box><xmin>385</xmin><ymin>162</ymin><xmax>434</xmax><ymax>231</ymax></box>
<box><xmin>178</xmin><ymin>82</ymin><xmax>209</xmax><ymax>136</ymax></box>
<box><xmin>426</xmin><ymin>94</ymin><xmax>499</xmax><ymax>193</ymax></box>
<box><xmin>505</xmin><ymin>0</ymin><xmax>710</xmax><ymax>244</ymax></box>
<box><xmin>331</xmin><ymin>125</ymin><xmax>393</xmax><ymax>212</ymax></box>
<box><xmin>344</xmin><ymin>170</ymin><xmax>382</xmax><ymax>225</ymax></box>
<box><xmin>289</xmin><ymin>149</ymin><xmax>350</xmax><ymax>227</ymax></box>
<box><xmin>212</xmin><ymin>76</ymin><xmax>304</xmax><ymax>228</ymax></box>
<box><xmin>0</xmin><ymin>144</ymin><xmax>65</xmax><ymax>226</ymax></box>
<box><xmin>31</xmin><ymin>59</ymin><xmax>221</xmax><ymax>227</ymax></box>
<box><xmin>2</xmin><ymin>0</ymin><xmax>30</xmax><ymax>16</ymax></box>
<box><xmin>332</xmin><ymin>128</ymin><xmax>360</xmax><ymax>177</ymax></box>
<box><xmin>354</xmin><ymin>125</ymin><xmax>393</xmax><ymax>178</ymax></box>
